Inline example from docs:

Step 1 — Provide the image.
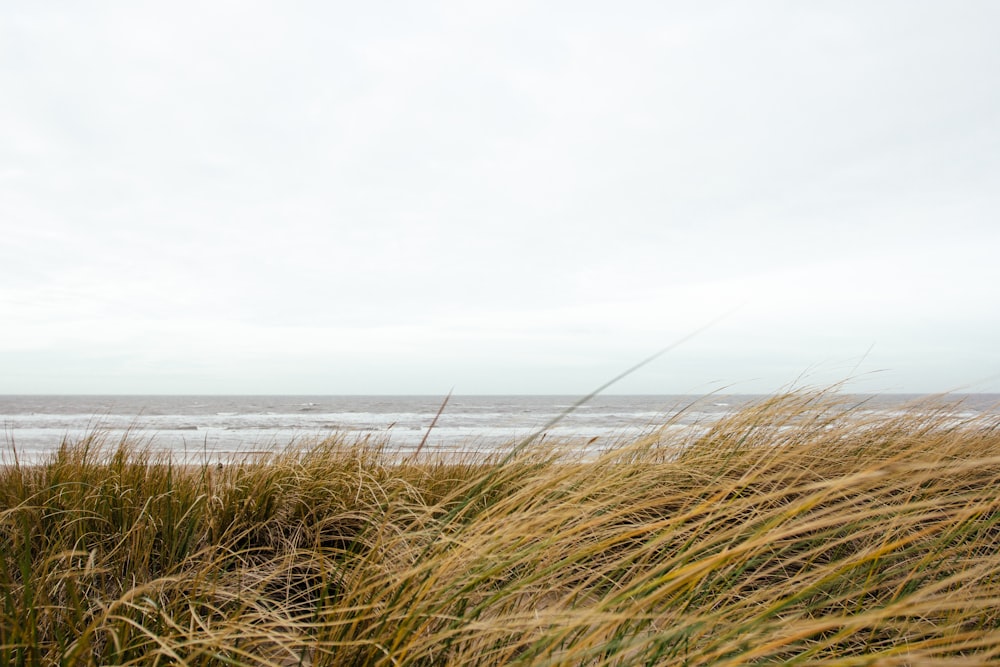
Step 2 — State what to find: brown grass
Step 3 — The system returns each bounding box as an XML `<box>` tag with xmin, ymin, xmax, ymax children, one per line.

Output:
<box><xmin>1</xmin><ymin>391</ymin><xmax>999</xmax><ymax>665</ymax></box>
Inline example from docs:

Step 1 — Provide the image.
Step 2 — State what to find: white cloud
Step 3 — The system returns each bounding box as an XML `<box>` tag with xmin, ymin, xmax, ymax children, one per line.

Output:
<box><xmin>2</xmin><ymin>1</ymin><xmax>998</xmax><ymax>393</ymax></box>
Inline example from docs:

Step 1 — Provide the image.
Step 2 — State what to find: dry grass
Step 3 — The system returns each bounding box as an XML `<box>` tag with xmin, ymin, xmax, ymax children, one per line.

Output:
<box><xmin>2</xmin><ymin>391</ymin><xmax>1000</xmax><ymax>665</ymax></box>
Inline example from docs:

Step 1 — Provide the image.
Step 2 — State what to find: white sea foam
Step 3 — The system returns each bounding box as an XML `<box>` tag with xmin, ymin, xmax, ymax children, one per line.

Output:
<box><xmin>1</xmin><ymin>394</ymin><xmax>996</xmax><ymax>464</ymax></box>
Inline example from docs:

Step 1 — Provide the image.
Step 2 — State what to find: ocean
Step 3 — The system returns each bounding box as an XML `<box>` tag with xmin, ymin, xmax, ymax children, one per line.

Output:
<box><xmin>2</xmin><ymin>394</ymin><xmax>997</xmax><ymax>463</ymax></box>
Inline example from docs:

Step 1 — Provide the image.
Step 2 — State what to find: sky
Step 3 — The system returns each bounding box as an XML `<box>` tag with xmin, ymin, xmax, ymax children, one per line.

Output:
<box><xmin>2</xmin><ymin>1</ymin><xmax>999</xmax><ymax>395</ymax></box>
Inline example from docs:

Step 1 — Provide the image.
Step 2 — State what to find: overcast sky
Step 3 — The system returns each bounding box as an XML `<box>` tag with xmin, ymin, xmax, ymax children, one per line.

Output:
<box><xmin>2</xmin><ymin>1</ymin><xmax>998</xmax><ymax>395</ymax></box>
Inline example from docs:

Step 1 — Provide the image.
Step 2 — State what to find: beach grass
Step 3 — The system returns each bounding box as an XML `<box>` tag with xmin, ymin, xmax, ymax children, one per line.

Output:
<box><xmin>2</xmin><ymin>391</ymin><xmax>1000</xmax><ymax>665</ymax></box>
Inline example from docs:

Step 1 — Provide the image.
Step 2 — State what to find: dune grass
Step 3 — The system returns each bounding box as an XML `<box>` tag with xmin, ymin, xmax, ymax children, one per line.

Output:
<box><xmin>2</xmin><ymin>391</ymin><xmax>1000</xmax><ymax>665</ymax></box>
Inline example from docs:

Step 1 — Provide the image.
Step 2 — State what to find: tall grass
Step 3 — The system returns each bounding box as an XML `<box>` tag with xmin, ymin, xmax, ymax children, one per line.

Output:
<box><xmin>2</xmin><ymin>391</ymin><xmax>1000</xmax><ymax>665</ymax></box>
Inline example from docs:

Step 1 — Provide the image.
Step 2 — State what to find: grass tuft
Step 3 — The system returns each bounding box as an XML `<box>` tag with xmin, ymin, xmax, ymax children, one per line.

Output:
<box><xmin>2</xmin><ymin>392</ymin><xmax>1000</xmax><ymax>664</ymax></box>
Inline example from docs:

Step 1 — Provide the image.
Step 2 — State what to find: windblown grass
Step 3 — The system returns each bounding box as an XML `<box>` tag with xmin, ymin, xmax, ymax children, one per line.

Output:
<box><xmin>2</xmin><ymin>391</ymin><xmax>1000</xmax><ymax>665</ymax></box>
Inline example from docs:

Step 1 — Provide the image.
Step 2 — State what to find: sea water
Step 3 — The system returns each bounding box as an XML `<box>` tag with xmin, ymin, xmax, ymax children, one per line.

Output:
<box><xmin>1</xmin><ymin>394</ymin><xmax>997</xmax><ymax>463</ymax></box>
